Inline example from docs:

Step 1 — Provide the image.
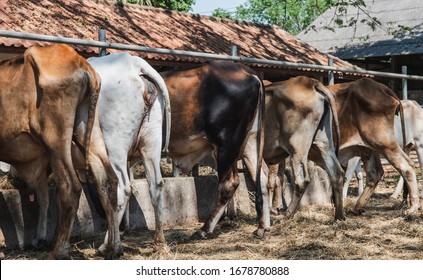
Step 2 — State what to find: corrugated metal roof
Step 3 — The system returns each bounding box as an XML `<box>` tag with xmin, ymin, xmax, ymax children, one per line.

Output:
<box><xmin>297</xmin><ymin>0</ymin><xmax>423</xmax><ymax>59</ymax></box>
<box><xmin>0</xmin><ymin>0</ymin><xmax>356</xmax><ymax>70</ymax></box>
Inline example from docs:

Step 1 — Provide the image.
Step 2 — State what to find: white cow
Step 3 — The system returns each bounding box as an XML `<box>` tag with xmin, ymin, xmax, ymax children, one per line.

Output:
<box><xmin>343</xmin><ymin>100</ymin><xmax>423</xmax><ymax>200</ymax></box>
<box><xmin>86</xmin><ymin>53</ymin><xmax>171</xmax><ymax>252</ymax></box>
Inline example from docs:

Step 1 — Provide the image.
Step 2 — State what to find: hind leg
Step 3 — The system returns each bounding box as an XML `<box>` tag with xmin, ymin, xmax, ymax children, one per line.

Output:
<box><xmin>283</xmin><ymin>152</ymin><xmax>311</xmax><ymax>220</ymax></box>
<box><xmin>352</xmin><ymin>152</ymin><xmax>383</xmax><ymax>215</ymax></box>
<box><xmin>383</xmin><ymin>147</ymin><xmax>420</xmax><ymax>214</ymax></box>
<box><xmin>192</xmin><ymin>165</ymin><xmax>240</xmax><ymax>239</ymax></box>
<box><xmin>140</xmin><ymin>147</ymin><xmax>167</xmax><ymax>252</ymax></box>
<box><xmin>14</xmin><ymin>158</ymin><xmax>50</xmax><ymax>249</ymax></box>
<box><xmin>241</xmin><ymin>132</ymin><xmax>270</xmax><ymax>238</ymax></box>
<box><xmin>312</xmin><ymin>147</ymin><xmax>345</xmax><ymax>220</ymax></box>
<box><xmin>343</xmin><ymin>157</ymin><xmax>360</xmax><ymax>198</ymax></box>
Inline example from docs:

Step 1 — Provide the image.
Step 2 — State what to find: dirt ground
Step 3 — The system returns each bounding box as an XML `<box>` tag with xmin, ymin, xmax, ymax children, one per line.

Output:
<box><xmin>2</xmin><ymin>165</ymin><xmax>423</xmax><ymax>260</ymax></box>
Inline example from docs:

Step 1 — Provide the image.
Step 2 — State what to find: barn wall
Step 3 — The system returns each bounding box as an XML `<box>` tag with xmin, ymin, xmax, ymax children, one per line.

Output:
<box><xmin>0</xmin><ymin>175</ymin><xmax>253</xmax><ymax>249</ymax></box>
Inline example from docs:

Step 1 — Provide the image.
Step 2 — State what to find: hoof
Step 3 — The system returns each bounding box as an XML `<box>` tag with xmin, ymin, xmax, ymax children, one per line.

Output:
<box><xmin>405</xmin><ymin>206</ymin><xmax>419</xmax><ymax>216</ymax></box>
<box><xmin>98</xmin><ymin>243</ymin><xmax>123</xmax><ymax>260</ymax></box>
<box><xmin>190</xmin><ymin>230</ymin><xmax>218</xmax><ymax>240</ymax></box>
<box><xmin>389</xmin><ymin>195</ymin><xmax>399</xmax><ymax>201</ymax></box>
<box><xmin>270</xmin><ymin>208</ymin><xmax>279</xmax><ymax>215</ymax></box>
<box><xmin>190</xmin><ymin>230</ymin><xmax>207</xmax><ymax>240</ymax></box>
<box><xmin>335</xmin><ymin>214</ymin><xmax>346</xmax><ymax>221</ymax></box>
<box><xmin>350</xmin><ymin>208</ymin><xmax>365</xmax><ymax>216</ymax></box>
<box><xmin>252</xmin><ymin>228</ymin><xmax>267</xmax><ymax>239</ymax></box>
<box><xmin>31</xmin><ymin>238</ymin><xmax>48</xmax><ymax>250</ymax></box>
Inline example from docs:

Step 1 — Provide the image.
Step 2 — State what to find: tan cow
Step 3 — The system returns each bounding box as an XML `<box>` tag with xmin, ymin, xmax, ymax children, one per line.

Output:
<box><xmin>0</xmin><ymin>44</ymin><xmax>119</xmax><ymax>259</ymax></box>
<box><xmin>328</xmin><ymin>78</ymin><xmax>421</xmax><ymax>214</ymax></box>
<box><xmin>256</xmin><ymin>76</ymin><xmax>345</xmax><ymax>222</ymax></box>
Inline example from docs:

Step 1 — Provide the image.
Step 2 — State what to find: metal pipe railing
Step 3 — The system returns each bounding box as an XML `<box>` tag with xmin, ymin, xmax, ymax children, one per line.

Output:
<box><xmin>2</xmin><ymin>29</ymin><xmax>423</xmax><ymax>81</ymax></box>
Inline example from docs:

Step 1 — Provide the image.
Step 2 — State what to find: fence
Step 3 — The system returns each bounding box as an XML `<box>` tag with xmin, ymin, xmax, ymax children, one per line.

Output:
<box><xmin>1</xmin><ymin>29</ymin><xmax>423</xmax><ymax>99</ymax></box>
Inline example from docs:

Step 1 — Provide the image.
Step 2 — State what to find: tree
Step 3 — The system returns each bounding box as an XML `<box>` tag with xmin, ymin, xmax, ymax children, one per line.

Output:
<box><xmin>212</xmin><ymin>0</ymin><xmax>409</xmax><ymax>37</ymax></box>
<box><xmin>119</xmin><ymin>0</ymin><xmax>195</xmax><ymax>12</ymax></box>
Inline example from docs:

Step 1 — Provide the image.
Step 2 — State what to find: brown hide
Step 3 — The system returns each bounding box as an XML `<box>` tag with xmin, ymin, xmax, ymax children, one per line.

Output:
<box><xmin>161</xmin><ymin>61</ymin><xmax>265</xmax><ymax>238</ymax></box>
<box><xmin>0</xmin><ymin>44</ymin><xmax>118</xmax><ymax>259</ymax></box>
<box><xmin>328</xmin><ymin>78</ymin><xmax>421</xmax><ymax>214</ymax></box>
<box><xmin>264</xmin><ymin>76</ymin><xmax>344</xmax><ymax>221</ymax></box>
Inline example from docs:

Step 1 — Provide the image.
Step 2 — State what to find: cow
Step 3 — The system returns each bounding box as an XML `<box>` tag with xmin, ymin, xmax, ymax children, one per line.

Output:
<box><xmin>160</xmin><ymin>61</ymin><xmax>266</xmax><ymax>239</ymax></box>
<box><xmin>85</xmin><ymin>53</ymin><xmax>171</xmax><ymax>252</ymax></box>
<box><xmin>327</xmin><ymin>78</ymin><xmax>421</xmax><ymax>215</ymax></box>
<box><xmin>343</xmin><ymin>99</ymin><xmax>423</xmax><ymax>201</ymax></box>
<box><xmin>0</xmin><ymin>44</ymin><xmax>119</xmax><ymax>259</ymax></box>
<box><xmin>259</xmin><ymin>76</ymin><xmax>345</xmax><ymax>222</ymax></box>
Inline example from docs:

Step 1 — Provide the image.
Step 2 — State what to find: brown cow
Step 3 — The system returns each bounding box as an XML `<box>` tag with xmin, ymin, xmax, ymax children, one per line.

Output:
<box><xmin>0</xmin><ymin>44</ymin><xmax>119</xmax><ymax>259</ymax></box>
<box><xmin>161</xmin><ymin>61</ymin><xmax>266</xmax><ymax>239</ymax></box>
<box><xmin>257</xmin><ymin>76</ymin><xmax>345</xmax><ymax>222</ymax></box>
<box><xmin>328</xmin><ymin>78</ymin><xmax>421</xmax><ymax>214</ymax></box>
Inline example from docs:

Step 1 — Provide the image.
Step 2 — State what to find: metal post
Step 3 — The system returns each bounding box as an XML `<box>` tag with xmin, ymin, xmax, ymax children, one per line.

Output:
<box><xmin>98</xmin><ymin>29</ymin><xmax>107</xmax><ymax>56</ymax></box>
<box><xmin>231</xmin><ymin>45</ymin><xmax>238</xmax><ymax>57</ymax></box>
<box><xmin>402</xmin><ymin>65</ymin><xmax>408</xmax><ymax>100</ymax></box>
<box><xmin>328</xmin><ymin>58</ymin><xmax>334</xmax><ymax>85</ymax></box>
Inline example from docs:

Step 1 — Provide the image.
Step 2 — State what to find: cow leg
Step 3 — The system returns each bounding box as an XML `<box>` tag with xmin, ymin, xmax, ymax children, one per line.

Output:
<box><xmin>268</xmin><ymin>164</ymin><xmax>283</xmax><ymax>214</ymax></box>
<box><xmin>390</xmin><ymin>145</ymin><xmax>412</xmax><ymax>200</ymax></box>
<box><xmin>284</xmin><ymin>153</ymin><xmax>311</xmax><ymax>220</ymax></box>
<box><xmin>355</xmin><ymin>162</ymin><xmax>364</xmax><ymax>197</ymax></box>
<box><xmin>141</xmin><ymin>149</ymin><xmax>167</xmax><ymax>252</ymax></box>
<box><xmin>192</xmin><ymin>165</ymin><xmax>241</xmax><ymax>239</ymax></box>
<box><xmin>352</xmin><ymin>153</ymin><xmax>383</xmax><ymax>215</ymax></box>
<box><xmin>383</xmin><ymin>147</ymin><xmax>420</xmax><ymax>214</ymax></box>
<box><xmin>311</xmin><ymin>127</ymin><xmax>345</xmax><ymax>220</ymax></box>
<box><xmin>48</xmin><ymin>156</ymin><xmax>82</xmax><ymax>260</ymax></box>
<box><xmin>414</xmin><ymin>143</ymin><xmax>423</xmax><ymax>199</ymax></box>
<box><xmin>89</xmin><ymin>151</ymin><xmax>121</xmax><ymax>259</ymax></box>
<box><xmin>343</xmin><ymin>156</ymin><xmax>361</xmax><ymax>198</ymax></box>
<box><xmin>274</xmin><ymin>162</ymin><xmax>286</xmax><ymax>212</ymax></box>
<box><xmin>99</xmin><ymin>157</ymin><xmax>130</xmax><ymax>252</ymax></box>
<box><xmin>13</xmin><ymin>158</ymin><xmax>49</xmax><ymax>249</ymax></box>
<box><xmin>241</xmin><ymin>133</ymin><xmax>270</xmax><ymax>238</ymax></box>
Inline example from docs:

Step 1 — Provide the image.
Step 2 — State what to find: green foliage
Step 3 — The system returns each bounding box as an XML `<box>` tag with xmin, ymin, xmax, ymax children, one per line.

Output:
<box><xmin>223</xmin><ymin>0</ymin><xmax>331</xmax><ymax>34</ymax></box>
<box><xmin>212</xmin><ymin>8</ymin><xmax>234</xmax><ymax>19</ymax></box>
<box><xmin>121</xmin><ymin>0</ymin><xmax>195</xmax><ymax>12</ymax></box>
<box><xmin>211</xmin><ymin>0</ymin><xmax>408</xmax><ymax>38</ymax></box>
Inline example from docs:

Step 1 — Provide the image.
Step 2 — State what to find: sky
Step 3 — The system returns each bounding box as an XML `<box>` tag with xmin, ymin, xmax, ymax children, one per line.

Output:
<box><xmin>191</xmin><ymin>0</ymin><xmax>248</xmax><ymax>15</ymax></box>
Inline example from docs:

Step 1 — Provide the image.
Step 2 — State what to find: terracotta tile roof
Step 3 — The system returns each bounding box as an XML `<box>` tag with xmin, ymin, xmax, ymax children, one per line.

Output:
<box><xmin>0</xmin><ymin>0</ymin><xmax>357</xmax><ymax>71</ymax></box>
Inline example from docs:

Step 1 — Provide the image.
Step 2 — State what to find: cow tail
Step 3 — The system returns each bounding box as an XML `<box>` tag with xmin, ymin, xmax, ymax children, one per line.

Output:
<box><xmin>84</xmin><ymin>69</ymin><xmax>102</xmax><ymax>209</ymax></box>
<box><xmin>316</xmin><ymin>82</ymin><xmax>341</xmax><ymax>155</ymax></box>
<box><xmin>399</xmin><ymin>101</ymin><xmax>406</xmax><ymax>150</ymax></box>
<box><xmin>253</xmin><ymin>75</ymin><xmax>265</xmax><ymax>218</ymax></box>
<box><xmin>138</xmin><ymin>59</ymin><xmax>171</xmax><ymax>154</ymax></box>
